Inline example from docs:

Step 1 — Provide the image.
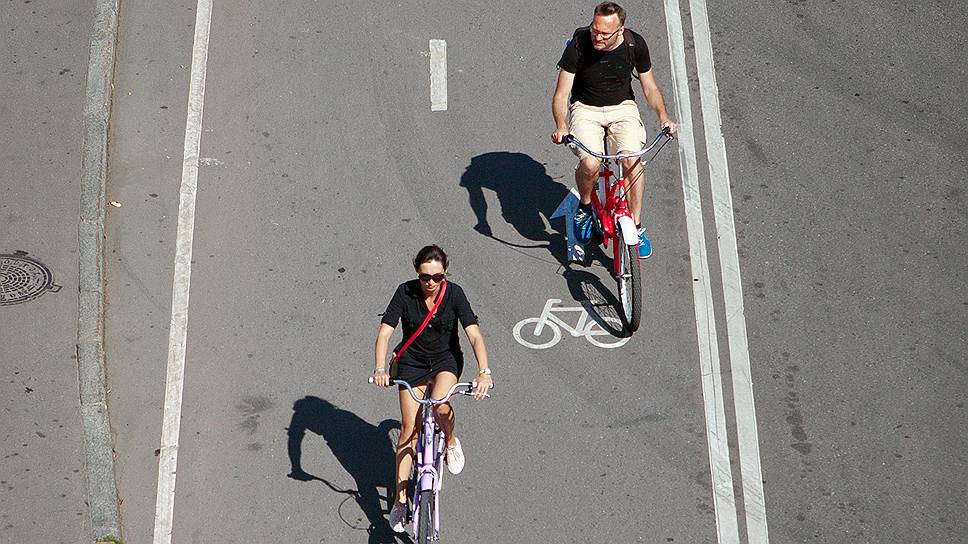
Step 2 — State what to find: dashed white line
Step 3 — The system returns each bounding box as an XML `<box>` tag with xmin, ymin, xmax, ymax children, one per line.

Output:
<box><xmin>152</xmin><ymin>0</ymin><xmax>213</xmax><ymax>542</ymax></box>
<box><xmin>663</xmin><ymin>1</ymin><xmax>741</xmax><ymax>542</ymax></box>
<box><xmin>430</xmin><ymin>39</ymin><xmax>447</xmax><ymax>111</ymax></box>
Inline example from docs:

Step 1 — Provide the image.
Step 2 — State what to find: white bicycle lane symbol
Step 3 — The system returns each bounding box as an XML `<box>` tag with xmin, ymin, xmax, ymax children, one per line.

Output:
<box><xmin>513</xmin><ymin>299</ymin><xmax>630</xmax><ymax>349</ymax></box>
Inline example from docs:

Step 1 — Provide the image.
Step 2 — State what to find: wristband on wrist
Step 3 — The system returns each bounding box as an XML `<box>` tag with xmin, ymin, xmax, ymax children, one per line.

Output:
<box><xmin>374</xmin><ymin>367</ymin><xmax>387</xmax><ymax>373</ymax></box>
<box><xmin>478</xmin><ymin>367</ymin><xmax>491</xmax><ymax>375</ymax></box>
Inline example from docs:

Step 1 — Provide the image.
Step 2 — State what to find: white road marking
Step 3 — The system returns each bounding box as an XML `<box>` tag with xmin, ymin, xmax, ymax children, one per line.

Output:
<box><xmin>663</xmin><ymin>1</ymin><xmax>741</xmax><ymax>542</ymax></box>
<box><xmin>430</xmin><ymin>39</ymin><xmax>447</xmax><ymax>111</ymax></box>
<box><xmin>152</xmin><ymin>0</ymin><xmax>213</xmax><ymax>542</ymax></box>
<box><xmin>689</xmin><ymin>0</ymin><xmax>770</xmax><ymax>540</ymax></box>
<box><xmin>513</xmin><ymin>299</ymin><xmax>630</xmax><ymax>349</ymax></box>
<box><xmin>551</xmin><ymin>187</ymin><xmax>586</xmax><ymax>261</ymax></box>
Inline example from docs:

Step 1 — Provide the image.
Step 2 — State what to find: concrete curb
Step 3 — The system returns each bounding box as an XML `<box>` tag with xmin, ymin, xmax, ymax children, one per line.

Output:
<box><xmin>78</xmin><ymin>0</ymin><xmax>123</xmax><ymax>542</ymax></box>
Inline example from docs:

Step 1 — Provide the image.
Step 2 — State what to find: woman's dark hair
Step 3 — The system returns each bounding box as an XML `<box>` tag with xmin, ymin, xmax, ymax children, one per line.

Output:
<box><xmin>413</xmin><ymin>245</ymin><xmax>448</xmax><ymax>270</ymax></box>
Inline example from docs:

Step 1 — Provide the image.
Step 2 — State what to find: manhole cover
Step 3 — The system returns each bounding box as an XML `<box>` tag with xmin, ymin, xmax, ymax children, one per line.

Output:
<box><xmin>0</xmin><ymin>252</ymin><xmax>60</xmax><ymax>305</ymax></box>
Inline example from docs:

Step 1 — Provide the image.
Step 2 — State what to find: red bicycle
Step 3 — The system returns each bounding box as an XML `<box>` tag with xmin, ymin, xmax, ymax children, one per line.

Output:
<box><xmin>561</xmin><ymin>127</ymin><xmax>673</xmax><ymax>331</ymax></box>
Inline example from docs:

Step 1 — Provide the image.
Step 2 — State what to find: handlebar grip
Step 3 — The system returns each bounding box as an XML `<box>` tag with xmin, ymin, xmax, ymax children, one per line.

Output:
<box><xmin>562</xmin><ymin>134</ymin><xmax>575</xmax><ymax>145</ymax></box>
<box><xmin>367</xmin><ymin>376</ymin><xmax>375</xmax><ymax>383</ymax></box>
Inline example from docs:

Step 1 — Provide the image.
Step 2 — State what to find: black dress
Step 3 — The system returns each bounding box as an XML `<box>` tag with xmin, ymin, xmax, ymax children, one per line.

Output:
<box><xmin>380</xmin><ymin>280</ymin><xmax>479</xmax><ymax>386</ymax></box>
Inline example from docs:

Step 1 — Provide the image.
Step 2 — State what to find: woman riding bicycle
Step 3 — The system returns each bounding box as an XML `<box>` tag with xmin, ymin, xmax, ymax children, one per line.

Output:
<box><xmin>371</xmin><ymin>245</ymin><xmax>493</xmax><ymax>533</ymax></box>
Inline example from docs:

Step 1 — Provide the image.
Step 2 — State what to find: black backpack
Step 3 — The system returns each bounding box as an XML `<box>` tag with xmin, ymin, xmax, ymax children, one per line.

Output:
<box><xmin>570</xmin><ymin>26</ymin><xmax>640</xmax><ymax>78</ymax></box>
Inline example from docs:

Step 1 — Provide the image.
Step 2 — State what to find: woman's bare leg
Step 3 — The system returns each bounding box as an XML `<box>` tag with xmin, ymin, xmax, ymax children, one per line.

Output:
<box><xmin>395</xmin><ymin>384</ymin><xmax>425</xmax><ymax>504</ymax></box>
<box><xmin>430</xmin><ymin>371</ymin><xmax>459</xmax><ymax>448</ymax></box>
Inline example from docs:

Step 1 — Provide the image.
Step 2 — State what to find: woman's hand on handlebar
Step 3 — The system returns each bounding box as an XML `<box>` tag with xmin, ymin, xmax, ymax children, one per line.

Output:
<box><xmin>471</xmin><ymin>374</ymin><xmax>493</xmax><ymax>400</ymax></box>
<box><xmin>371</xmin><ymin>367</ymin><xmax>391</xmax><ymax>388</ymax></box>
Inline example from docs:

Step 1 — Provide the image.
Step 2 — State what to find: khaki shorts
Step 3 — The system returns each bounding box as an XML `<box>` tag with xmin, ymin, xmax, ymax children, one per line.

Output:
<box><xmin>568</xmin><ymin>100</ymin><xmax>648</xmax><ymax>160</ymax></box>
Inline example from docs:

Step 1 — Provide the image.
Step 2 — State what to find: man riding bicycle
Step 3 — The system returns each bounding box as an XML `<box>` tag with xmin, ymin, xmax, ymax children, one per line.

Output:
<box><xmin>551</xmin><ymin>2</ymin><xmax>678</xmax><ymax>259</ymax></box>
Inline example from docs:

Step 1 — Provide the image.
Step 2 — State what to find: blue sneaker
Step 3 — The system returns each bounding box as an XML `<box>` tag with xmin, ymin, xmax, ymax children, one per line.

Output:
<box><xmin>573</xmin><ymin>205</ymin><xmax>594</xmax><ymax>244</ymax></box>
<box><xmin>637</xmin><ymin>227</ymin><xmax>653</xmax><ymax>259</ymax></box>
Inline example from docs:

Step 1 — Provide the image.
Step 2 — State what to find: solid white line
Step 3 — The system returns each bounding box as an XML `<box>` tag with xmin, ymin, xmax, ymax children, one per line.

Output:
<box><xmin>689</xmin><ymin>0</ymin><xmax>770</xmax><ymax>541</ymax></box>
<box><xmin>152</xmin><ymin>0</ymin><xmax>213</xmax><ymax>542</ymax></box>
<box><xmin>663</xmin><ymin>1</ymin><xmax>740</xmax><ymax>542</ymax></box>
<box><xmin>430</xmin><ymin>39</ymin><xmax>447</xmax><ymax>111</ymax></box>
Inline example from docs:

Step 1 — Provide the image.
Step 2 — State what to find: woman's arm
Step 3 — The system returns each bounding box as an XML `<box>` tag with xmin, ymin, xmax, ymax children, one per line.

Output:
<box><xmin>464</xmin><ymin>324</ymin><xmax>492</xmax><ymax>399</ymax></box>
<box><xmin>373</xmin><ymin>323</ymin><xmax>395</xmax><ymax>387</ymax></box>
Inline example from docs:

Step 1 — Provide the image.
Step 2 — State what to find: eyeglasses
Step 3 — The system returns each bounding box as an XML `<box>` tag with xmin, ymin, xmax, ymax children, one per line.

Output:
<box><xmin>418</xmin><ymin>273</ymin><xmax>446</xmax><ymax>283</ymax></box>
<box><xmin>590</xmin><ymin>27</ymin><xmax>622</xmax><ymax>40</ymax></box>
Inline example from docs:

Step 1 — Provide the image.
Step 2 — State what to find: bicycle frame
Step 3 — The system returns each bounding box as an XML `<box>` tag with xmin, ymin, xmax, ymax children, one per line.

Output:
<box><xmin>393</xmin><ymin>379</ymin><xmax>478</xmax><ymax>540</ymax></box>
<box><xmin>591</xmin><ymin>163</ymin><xmax>634</xmax><ymax>276</ymax></box>
<box><xmin>413</xmin><ymin>398</ymin><xmax>444</xmax><ymax>536</ymax></box>
<box><xmin>565</xmin><ymin>129</ymin><xmax>673</xmax><ymax>276</ymax></box>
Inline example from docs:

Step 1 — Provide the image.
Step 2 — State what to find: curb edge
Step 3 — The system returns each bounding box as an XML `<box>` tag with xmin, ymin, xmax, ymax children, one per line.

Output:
<box><xmin>78</xmin><ymin>0</ymin><xmax>123</xmax><ymax>542</ymax></box>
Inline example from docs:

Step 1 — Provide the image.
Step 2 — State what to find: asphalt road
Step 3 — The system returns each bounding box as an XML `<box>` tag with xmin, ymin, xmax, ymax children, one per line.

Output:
<box><xmin>88</xmin><ymin>0</ymin><xmax>968</xmax><ymax>543</ymax></box>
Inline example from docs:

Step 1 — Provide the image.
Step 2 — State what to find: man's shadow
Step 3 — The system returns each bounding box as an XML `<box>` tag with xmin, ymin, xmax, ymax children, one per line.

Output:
<box><xmin>286</xmin><ymin>396</ymin><xmax>411</xmax><ymax>544</ymax></box>
<box><xmin>459</xmin><ymin>152</ymin><xmax>570</xmax><ymax>264</ymax></box>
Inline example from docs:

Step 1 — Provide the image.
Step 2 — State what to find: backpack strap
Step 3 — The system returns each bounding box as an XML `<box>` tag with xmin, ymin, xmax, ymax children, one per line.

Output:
<box><xmin>623</xmin><ymin>28</ymin><xmax>639</xmax><ymax>78</ymax></box>
<box><xmin>392</xmin><ymin>280</ymin><xmax>448</xmax><ymax>364</ymax></box>
<box><xmin>571</xmin><ymin>26</ymin><xmax>589</xmax><ymax>60</ymax></box>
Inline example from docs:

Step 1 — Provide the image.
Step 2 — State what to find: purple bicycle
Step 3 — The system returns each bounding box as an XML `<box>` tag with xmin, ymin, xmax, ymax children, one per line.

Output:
<box><xmin>368</xmin><ymin>378</ymin><xmax>488</xmax><ymax>543</ymax></box>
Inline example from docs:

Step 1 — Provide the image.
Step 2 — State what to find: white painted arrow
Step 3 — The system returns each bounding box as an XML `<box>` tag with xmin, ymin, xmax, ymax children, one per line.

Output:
<box><xmin>551</xmin><ymin>187</ymin><xmax>586</xmax><ymax>262</ymax></box>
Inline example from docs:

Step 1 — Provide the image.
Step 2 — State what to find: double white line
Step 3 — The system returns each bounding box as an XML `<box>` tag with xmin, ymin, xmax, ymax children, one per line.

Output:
<box><xmin>663</xmin><ymin>1</ymin><xmax>769</xmax><ymax>542</ymax></box>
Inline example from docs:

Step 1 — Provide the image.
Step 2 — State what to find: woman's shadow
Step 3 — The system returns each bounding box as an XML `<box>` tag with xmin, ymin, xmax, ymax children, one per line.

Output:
<box><xmin>286</xmin><ymin>396</ymin><xmax>411</xmax><ymax>544</ymax></box>
<box><xmin>459</xmin><ymin>152</ymin><xmax>571</xmax><ymax>264</ymax></box>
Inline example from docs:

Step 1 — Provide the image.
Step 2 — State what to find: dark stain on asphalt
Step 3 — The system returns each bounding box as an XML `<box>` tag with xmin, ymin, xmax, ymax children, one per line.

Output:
<box><xmin>783</xmin><ymin>358</ymin><xmax>813</xmax><ymax>458</ymax></box>
<box><xmin>238</xmin><ymin>395</ymin><xmax>274</xmax><ymax>435</ymax></box>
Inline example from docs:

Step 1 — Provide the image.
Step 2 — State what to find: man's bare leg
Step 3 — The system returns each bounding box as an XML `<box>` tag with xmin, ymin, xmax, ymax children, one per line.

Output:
<box><xmin>576</xmin><ymin>156</ymin><xmax>601</xmax><ymax>205</ymax></box>
<box><xmin>622</xmin><ymin>156</ymin><xmax>645</xmax><ymax>224</ymax></box>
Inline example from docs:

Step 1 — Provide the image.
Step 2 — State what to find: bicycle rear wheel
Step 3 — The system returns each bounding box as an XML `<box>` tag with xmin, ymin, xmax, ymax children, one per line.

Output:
<box><xmin>417</xmin><ymin>489</ymin><xmax>435</xmax><ymax>544</ymax></box>
<box><xmin>617</xmin><ymin>241</ymin><xmax>642</xmax><ymax>331</ymax></box>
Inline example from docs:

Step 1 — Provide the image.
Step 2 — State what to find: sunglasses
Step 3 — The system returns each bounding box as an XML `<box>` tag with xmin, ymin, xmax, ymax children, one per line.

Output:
<box><xmin>418</xmin><ymin>273</ymin><xmax>446</xmax><ymax>283</ymax></box>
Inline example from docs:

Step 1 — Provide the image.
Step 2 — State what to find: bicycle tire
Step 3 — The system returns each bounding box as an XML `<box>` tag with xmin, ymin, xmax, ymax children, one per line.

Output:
<box><xmin>417</xmin><ymin>489</ymin><xmax>435</xmax><ymax>544</ymax></box>
<box><xmin>618</xmin><ymin>241</ymin><xmax>642</xmax><ymax>331</ymax></box>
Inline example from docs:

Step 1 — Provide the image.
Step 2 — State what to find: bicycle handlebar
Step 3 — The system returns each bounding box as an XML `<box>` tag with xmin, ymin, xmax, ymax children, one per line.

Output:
<box><xmin>367</xmin><ymin>377</ymin><xmax>489</xmax><ymax>404</ymax></box>
<box><xmin>562</xmin><ymin>125</ymin><xmax>673</xmax><ymax>161</ymax></box>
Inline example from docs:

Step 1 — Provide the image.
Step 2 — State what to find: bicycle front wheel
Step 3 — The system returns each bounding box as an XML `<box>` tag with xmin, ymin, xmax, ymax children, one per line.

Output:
<box><xmin>417</xmin><ymin>489</ymin><xmax>435</xmax><ymax>544</ymax></box>
<box><xmin>617</xmin><ymin>242</ymin><xmax>642</xmax><ymax>331</ymax></box>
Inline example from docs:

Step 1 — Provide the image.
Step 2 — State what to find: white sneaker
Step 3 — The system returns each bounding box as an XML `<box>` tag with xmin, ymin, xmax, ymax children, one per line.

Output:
<box><xmin>388</xmin><ymin>501</ymin><xmax>406</xmax><ymax>533</ymax></box>
<box><xmin>445</xmin><ymin>436</ymin><xmax>465</xmax><ymax>475</ymax></box>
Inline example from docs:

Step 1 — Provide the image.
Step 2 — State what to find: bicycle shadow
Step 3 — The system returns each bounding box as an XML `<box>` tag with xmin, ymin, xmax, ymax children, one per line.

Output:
<box><xmin>563</xmin><ymin>268</ymin><xmax>629</xmax><ymax>337</ymax></box>
<box><xmin>459</xmin><ymin>152</ymin><xmax>571</xmax><ymax>265</ymax></box>
<box><xmin>286</xmin><ymin>396</ymin><xmax>412</xmax><ymax>544</ymax></box>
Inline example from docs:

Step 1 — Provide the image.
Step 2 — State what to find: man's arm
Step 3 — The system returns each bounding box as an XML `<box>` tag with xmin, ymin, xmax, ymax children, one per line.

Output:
<box><xmin>638</xmin><ymin>69</ymin><xmax>678</xmax><ymax>136</ymax></box>
<box><xmin>551</xmin><ymin>69</ymin><xmax>575</xmax><ymax>144</ymax></box>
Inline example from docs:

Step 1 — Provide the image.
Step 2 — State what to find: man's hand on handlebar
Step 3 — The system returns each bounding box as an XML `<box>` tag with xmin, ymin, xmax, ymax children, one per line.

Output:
<box><xmin>551</xmin><ymin>127</ymin><xmax>570</xmax><ymax>145</ymax></box>
<box><xmin>660</xmin><ymin>119</ymin><xmax>678</xmax><ymax>138</ymax></box>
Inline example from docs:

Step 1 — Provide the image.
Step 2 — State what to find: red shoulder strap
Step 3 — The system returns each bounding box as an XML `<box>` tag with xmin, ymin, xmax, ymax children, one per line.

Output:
<box><xmin>392</xmin><ymin>281</ymin><xmax>447</xmax><ymax>363</ymax></box>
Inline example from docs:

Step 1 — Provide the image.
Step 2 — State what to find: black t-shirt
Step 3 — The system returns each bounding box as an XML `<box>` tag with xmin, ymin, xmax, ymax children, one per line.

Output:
<box><xmin>380</xmin><ymin>280</ymin><xmax>479</xmax><ymax>361</ymax></box>
<box><xmin>558</xmin><ymin>28</ymin><xmax>653</xmax><ymax>107</ymax></box>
